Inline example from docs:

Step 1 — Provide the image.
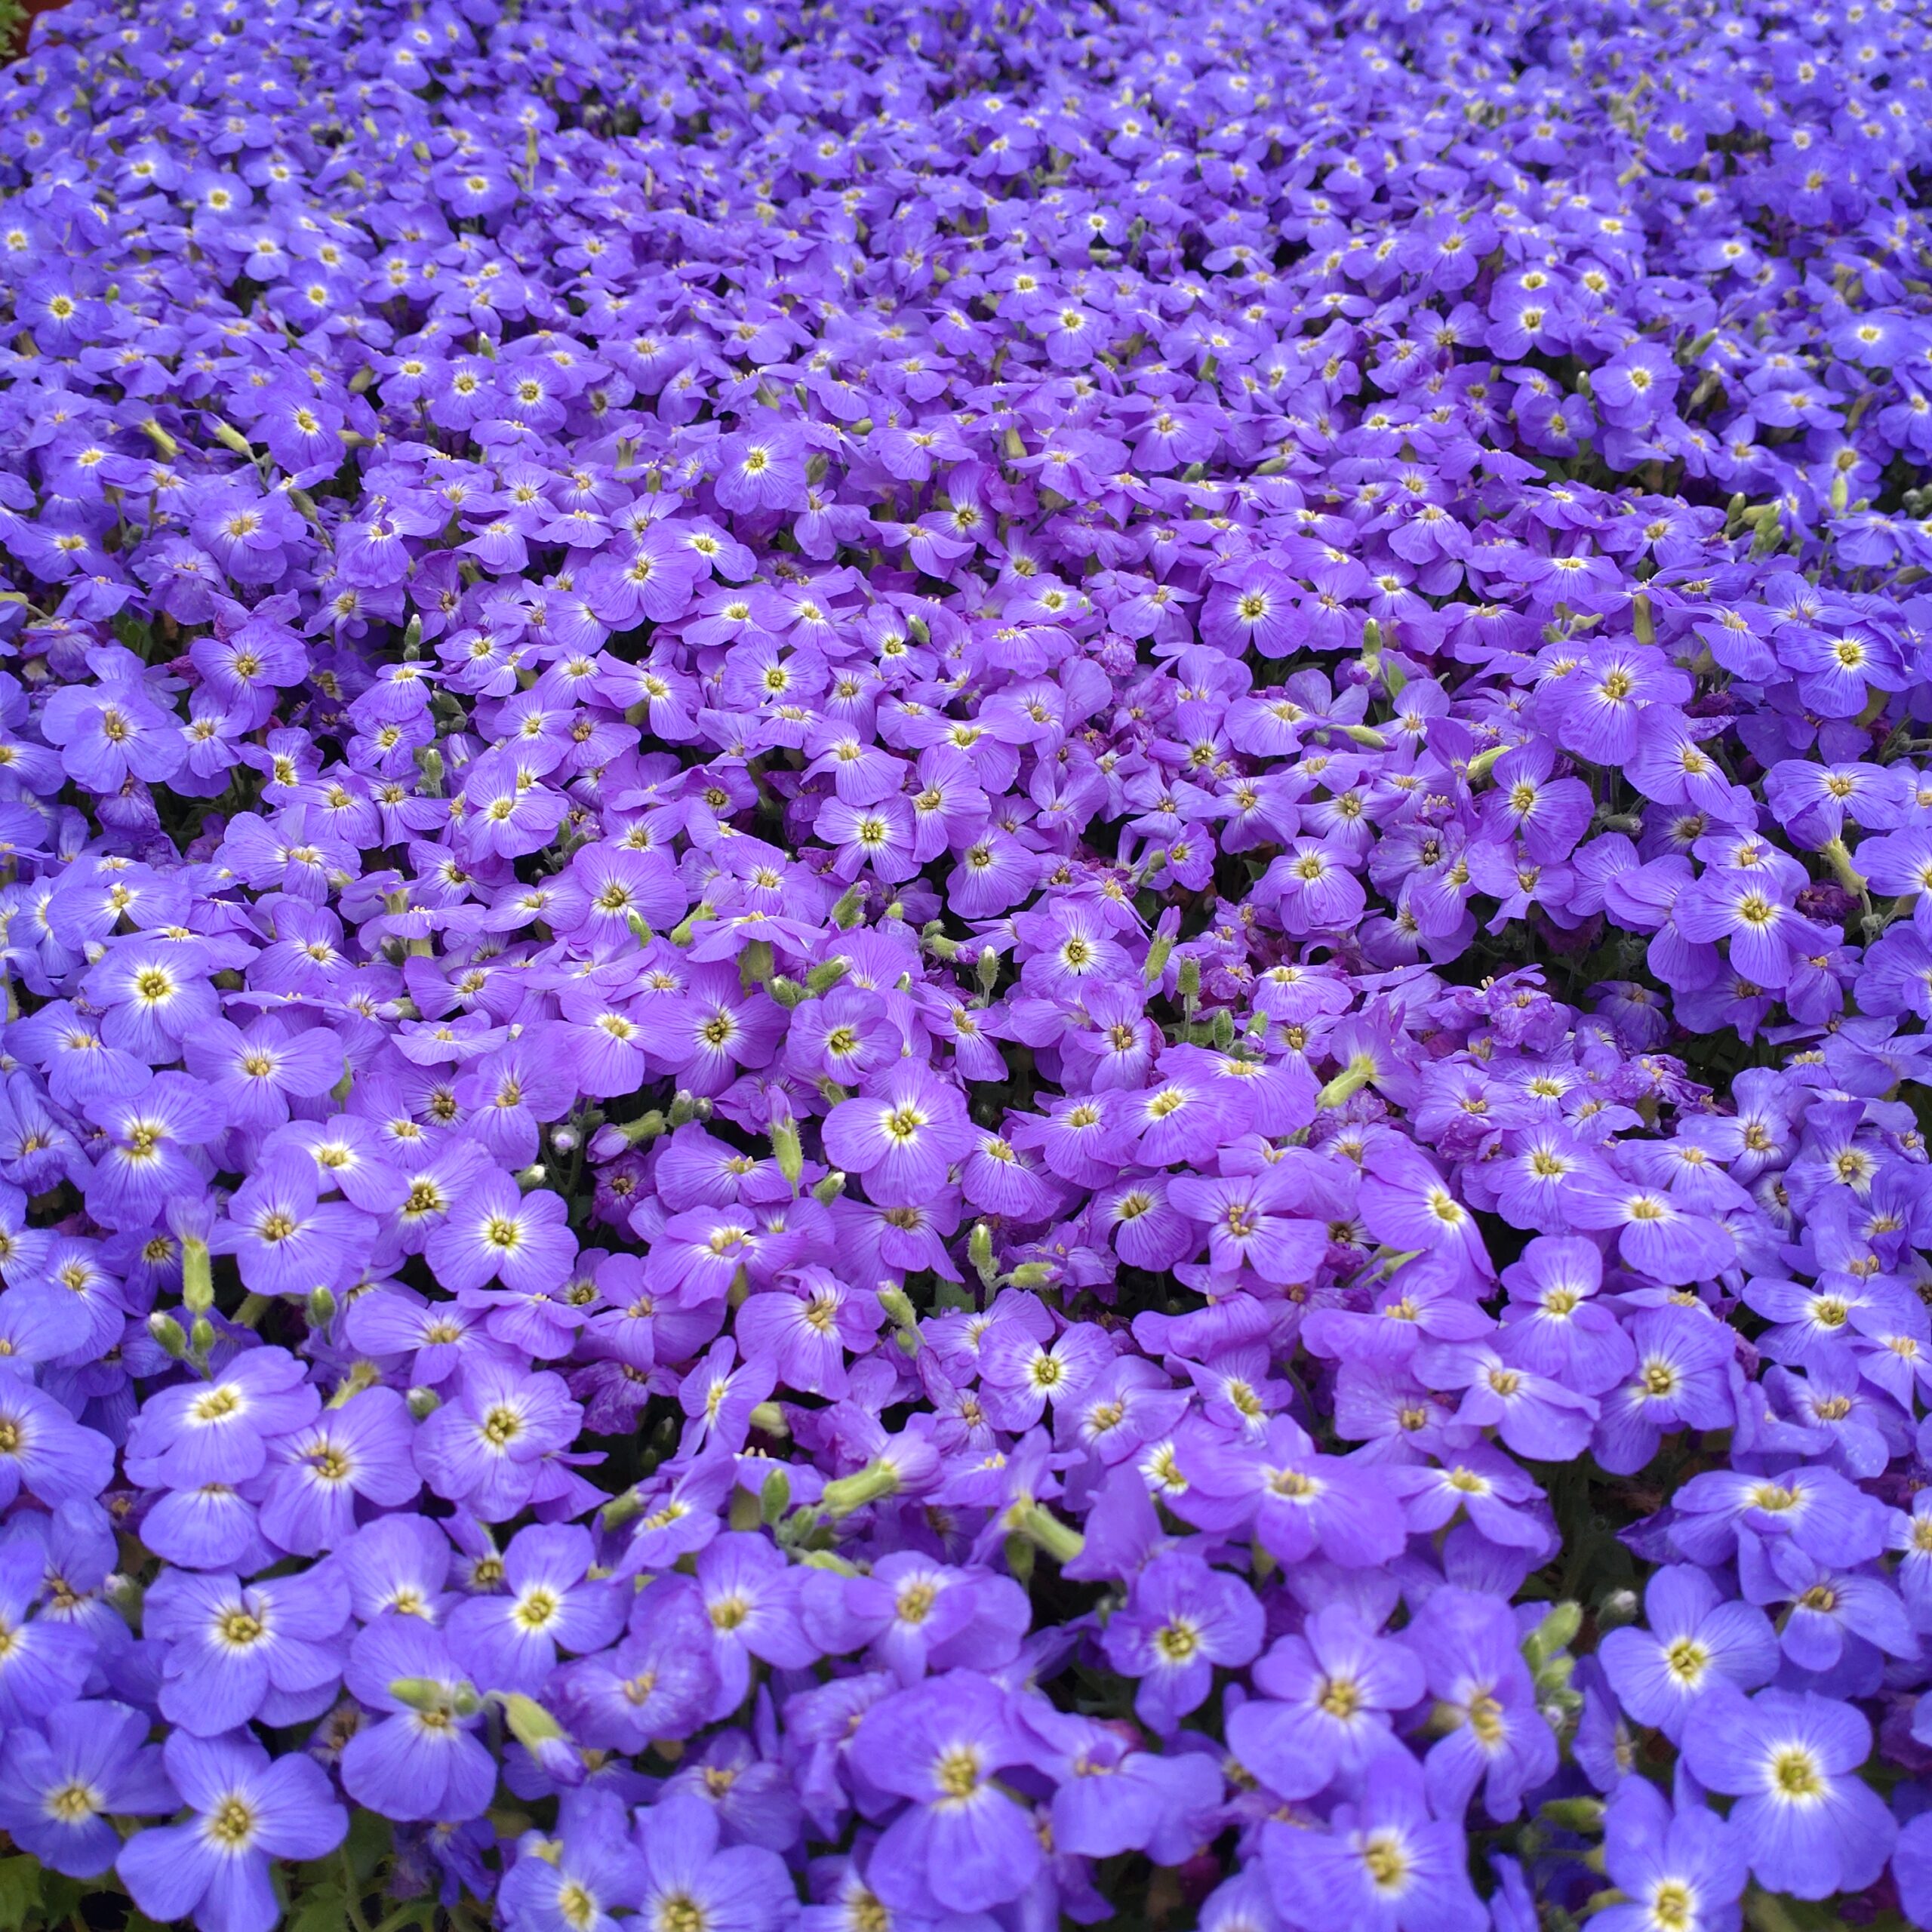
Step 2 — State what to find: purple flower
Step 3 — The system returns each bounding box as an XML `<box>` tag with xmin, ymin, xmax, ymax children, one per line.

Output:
<box><xmin>145</xmin><ymin>1564</ymin><xmax>349</xmax><ymax>1737</ymax></box>
<box><xmin>1595</xmin><ymin>1777</ymin><xmax>1747</xmax><ymax>1932</ymax></box>
<box><xmin>1260</xmin><ymin>1751</ymin><xmax>1485</xmax><ymax>1932</ymax></box>
<box><xmin>629</xmin><ymin>1790</ymin><xmax>798</xmax><ymax>1932</ymax></box>
<box><xmin>340</xmin><ymin>1617</ymin><xmax>496</xmax><ymax>1824</ymax></box>
<box><xmin>0</xmin><ymin>1380</ymin><xmax>114</xmax><ymax>1510</ymax></box>
<box><xmin>211</xmin><ymin>1152</ymin><xmax>376</xmax><ymax>1296</ymax></box>
<box><xmin>445</xmin><ymin>1524</ymin><xmax>624</xmax><ymax>1697</ymax></box>
<box><xmin>1599</xmin><ymin>1564</ymin><xmax>1779</xmax><ymax>1742</ymax></box>
<box><xmin>851</xmin><ymin>1671</ymin><xmax>1042</xmax><ymax>1916</ymax></box>
<box><xmin>1680</xmin><ymin>1688</ymin><xmax>1897</xmax><ymax>1900</ymax></box>
<box><xmin>552</xmin><ymin>1577</ymin><xmax>721</xmax><ymax>1752</ymax></box>
<box><xmin>1401</xmin><ymin>1586</ymin><xmax>1557</xmax><ymax>1823</ymax></box>
<box><xmin>1229</xmin><ymin>1604</ymin><xmax>1426</xmax><ymax>1799</ymax></box>
<box><xmin>1020</xmin><ymin>1703</ymin><xmax>1223</xmax><ymax>1862</ymax></box>
<box><xmin>125</xmin><ymin>1348</ymin><xmax>320</xmax><ymax>1490</ymax></box>
<box><xmin>694</xmin><ymin>1532</ymin><xmax>817</xmax><ymax>1718</ymax></box>
<box><xmin>1175</xmin><ymin>1415</ymin><xmax>1406</xmax><ymax>1568</ymax></box>
<box><xmin>1100</xmin><ymin>1548</ymin><xmax>1263</xmax><ymax>1733</ymax></box>
<box><xmin>118</xmin><ymin>1731</ymin><xmax>346</xmax><ymax>1932</ymax></box>
<box><xmin>426</xmin><ymin>1171</ymin><xmax>579</xmax><ymax>1295</ymax></box>
<box><xmin>822</xmin><ymin>1068</ymin><xmax>975</xmax><ymax>1207</ymax></box>
<box><xmin>0</xmin><ymin>1697</ymin><xmax>177</xmax><ymax>1876</ymax></box>
<box><xmin>414</xmin><ymin>1359</ymin><xmax>584</xmax><ymax>1521</ymax></box>
<box><xmin>257</xmin><ymin>1386</ymin><xmax>419</xmax><ymax>1555</ymax></box>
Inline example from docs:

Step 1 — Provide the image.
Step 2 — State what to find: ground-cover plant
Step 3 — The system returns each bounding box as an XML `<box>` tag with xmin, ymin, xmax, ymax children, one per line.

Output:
<box><xmin>0</xmin><ymin>0</ymin><xmax>1929</xmax><ymax>1926</ymax></box>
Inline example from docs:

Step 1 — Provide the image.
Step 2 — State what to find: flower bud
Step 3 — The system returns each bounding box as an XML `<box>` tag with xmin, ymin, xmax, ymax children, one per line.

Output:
<box><xmin>738</xmin><ymin>938</ymin><xmax>774</xmax><ymax>989</ymax></box>
<box><xmin>820</xmin><ymin>1460</ymin><xmax>901</xmax><ymax>1518</ymax></box>
<box><xmin>180</xmin><ymin>1235</ymin><xmax>214</xmax><ymax>1314</ymax></box>
<box><xmin>968</xmin><ymin>1220</ymin><xmax>997</xmax><ymax>1285</ymax></box>
<box><xmin>805</xmin><ymin>955</ymin><xmax>850</xmax><ymax>995</ymax></box>
<box><xmin>1524</xmin><ymin>1598</ymin><xmax>1583</xmax><ymax>1669</ymax></box>
<box><xmin>771</xmin><ymin>1118</ymin><xmax>803</xmax><ymax>1190</ymax></box>
<box><xmin>406</xmin><ymin>1386</ymin><xmax>441</xmax><ymax>1420</ymax></box>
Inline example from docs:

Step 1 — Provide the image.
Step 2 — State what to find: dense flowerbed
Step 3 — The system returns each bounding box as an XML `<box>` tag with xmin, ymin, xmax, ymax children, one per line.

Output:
<box><xmin>0</xmin><ymin>0</ymin><xmax>1929</xmax><ymax>1926</ymax></box>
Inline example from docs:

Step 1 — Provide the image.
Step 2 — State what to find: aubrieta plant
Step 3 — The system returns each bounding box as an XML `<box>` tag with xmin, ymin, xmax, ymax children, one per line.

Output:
<box><xmin>0</xmin><ymin>0</ymin><xmax>1928</xmax><ymax>1926</ymax></box>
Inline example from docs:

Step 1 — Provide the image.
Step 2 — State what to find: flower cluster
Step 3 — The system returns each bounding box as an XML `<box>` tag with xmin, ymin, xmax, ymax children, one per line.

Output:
<box><xmin>0</xmin><ymin>0</ymin><xmax>1930</xmax><ymax>1926</ymax></box>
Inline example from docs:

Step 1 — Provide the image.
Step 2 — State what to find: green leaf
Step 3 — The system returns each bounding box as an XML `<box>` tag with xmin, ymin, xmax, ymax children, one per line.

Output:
<box><xmin>0</xmin><ymin>1856</ymin><xmax>44</xmax><ymax>1932</ymax></box>
<box><xmin>288</xmin><ymin>1878</ymin><xmax>351</xmax><ymax>1932</ymax></box>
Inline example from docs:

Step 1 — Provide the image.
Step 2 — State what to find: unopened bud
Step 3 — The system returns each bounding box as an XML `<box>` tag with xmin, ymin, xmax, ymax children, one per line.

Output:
<box><xmin>977</xmin><ymin>946</ymin><xmax>1000</xmax><ymax>995</ymax></box>
<box><xmin>1177</xmin><ymin>955</ymin><xmax>1201</xmax><ymax>1008</ymax></box>
<box><xmin>601</xmin><ymin>1487</ymin><xmax>643</xmax><ymax>1531</ymax></box>
<box><xmin>389</xmin><ymin>1676</ymin><xmax>481</xmax><ymax>1719</ymax></box>
<box><xmin>1524</xmin><ymin>1599</ymin><xmax>1583</xmax><ymax>1669</ymax></box>
<box><xmin>812</xmin><ymin>1168</ymin><xmax>846</xmax><ymax>1204</ymax></box>
<box><xmin>829</xmin><ymin>884</ymin><xmax>866</xmax><ymax>929</ymax></box>
<box><xmin>497</xmin><ymin>1691</ymin><xmax>568</xmax><ymax>1751</ymax></box>
<box><xmin>406</xmin><ymin>1386</ymin><xmax>441</xmax><ymax>1420</ymax></box>
<box><xmin>148</xmin><ymin>1312</ymin><xmax>188</xmax><ymax>1359</ymax></box>
<box><xmin>969</xmin><ymin>1221</ymin><xmax>997</xmax><ymax>1285</ymax></box>
<box><xmin>806</xmin><ymin>955</ymin><xmax>850</xmax><ymax>996</ymax></box>
<box><xmin>668</xmin><ymin>1091</ymin><xmax>701</xmax><ymax>1128</ymax></box>
<box><xmin>181</xmin><ymin>1236</ymin><xmax>214</xmax><ymax>1314</ymax></box>
<box><xmin>820</xmin><ymin>1460</ymin><xmax>900</xmax><ymax>1519</ymax></box>
<box><xmin>1540</xmin><ymin>1796</ymin><xmax>1604</xmax><ymax>1835</ymax></box>
<box><xmin>738</xmin><ymin>939</ymin><xmax>774</xmax><ymax>989</ymax></box>
<box><xmin>771</xmin><ymin>1118</ymin><xmax>803</xmax><ymax>1190</ymax></box>
<box><xmin>306</xmin><ymin>1286</ymin><xmax>337</xmax><ymax>1329</ymax></box>
<box><xmin>1595</xmin><ymin>1588</ymin><xmax>1641</xmax><ymax>1633</ymax></box>
<box><xmin>1317</xmin><ymin>1052</ymin><xmax>1378</xmax><ymax>1109</ymax></box>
